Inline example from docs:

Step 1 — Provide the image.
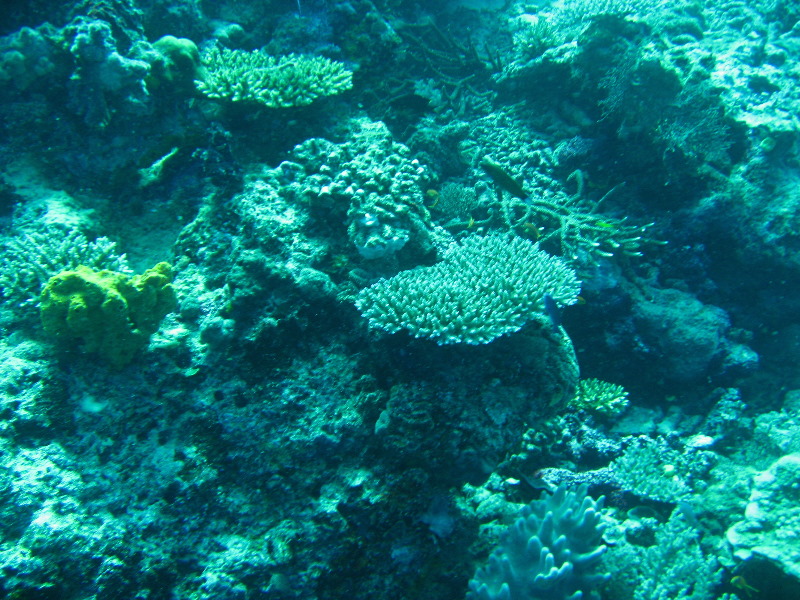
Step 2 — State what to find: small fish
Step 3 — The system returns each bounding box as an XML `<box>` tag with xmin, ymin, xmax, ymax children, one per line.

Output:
<box><xmin>425</xmin><ymin>189</ymin><xmax>440</xmax><ymax>207</ymax></box>
<box><xmin>677</xmin><ymin>500</ymin><xmax>700</xmax><ymax>529</ymax></box>
<box><xmin>731</xmin><ymin>575</ymin><xmax>759</xmax><ymax>597</ymax></box>
<box><xmin>543</xmin><ymin>293</ymin><xmax>561</xmax><ymax>331</ymax></box>
<box><xmin>480</xmin><ymin>158</ymin><xmax>528</xmax><ymax>200</ymax></box>
<box><xmin>626</xmin><ymin>505</ymin><xmax>659</xmax><ymax>521</ymax></box>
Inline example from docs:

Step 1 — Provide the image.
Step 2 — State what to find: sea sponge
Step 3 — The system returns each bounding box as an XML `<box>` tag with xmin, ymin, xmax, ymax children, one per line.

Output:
<box><xmin>40</xmin><ymin>262</ymin><xmax>177</xmax><ymax>367</ymax></box>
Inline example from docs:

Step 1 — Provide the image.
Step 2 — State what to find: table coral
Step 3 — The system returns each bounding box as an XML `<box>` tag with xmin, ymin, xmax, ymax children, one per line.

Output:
<box><xmin>195</xmin><ymin>47</ymin><xmax>352</xmax><ymax>108</ymax></box>
<box><xmin>355</xmin><ymin>232</ymin><xmax>580</xmax><ymax>345</ymax></box>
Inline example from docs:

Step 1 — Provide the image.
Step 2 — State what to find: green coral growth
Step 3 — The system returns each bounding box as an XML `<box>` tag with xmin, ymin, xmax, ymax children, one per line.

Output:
<box><xmin>0</xmin><ymin>225</ymin><xmax>131</xmax><ymax>310</ymax></box>
<box><xmin>572</xmin><ymin>377</ymin><xmax>630</xmax><ymax>417</ymax></box>
<box><xmin>355</xmin><ymin>232</ymin><xmax>580</xmax><ymax>345</ymax></box>
<box><xmin>149</xmin><ymin>35</ymin><xmax>200</xmax><ymax>91</ymax></box>
<box><xmin>611</xmin><ymin>437</ymin><xmax>701</xmax><ymax>503</ymax></box>
<box><xmin>604</xmin><ymin>513</ymin><xmax>727</xmax><ymax>600</ymax></box>
<box><xmin>40</xmin><ymin>262</ymin><xmax>177</xmax><ymax>367</ymax></box>
<box><xmin>195</xmin><ymin>47</ymin><xmax>353</xmax><ymax>108</ymax></box>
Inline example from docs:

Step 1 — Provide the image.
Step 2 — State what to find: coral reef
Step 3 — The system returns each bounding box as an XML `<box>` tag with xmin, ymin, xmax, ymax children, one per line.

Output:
<box><xmin>1</xmin><ymin>0</ymin><xmax>800</xmax><ymax>597</ymax></box>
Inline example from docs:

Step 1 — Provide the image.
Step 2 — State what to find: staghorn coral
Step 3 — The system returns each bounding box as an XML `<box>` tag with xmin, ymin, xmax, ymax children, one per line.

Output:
<box><xmin>571</xmin><ymin>377</ymin><xmax>630</xmax><ymax>417</ymax></box>
<box><xmin>478</xmin><ymin>186</ymin><xmax>659</xmax><ymax>262</ymax></box>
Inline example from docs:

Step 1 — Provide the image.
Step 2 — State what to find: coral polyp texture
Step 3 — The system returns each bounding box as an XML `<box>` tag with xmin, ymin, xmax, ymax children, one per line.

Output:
<box><xmin>195</xmin><ymin>47</ymin><xmax>353</xmax><ymax>108</ymax></box>
<box><xmin>355</xmin><ymin>232</ymin><xmax>580</xmax><ymax>344</ymax></box>
<box><xmin>467</xmin><ymin>485</ymin><xmax>608</xmax><ymax>600</ymax></box>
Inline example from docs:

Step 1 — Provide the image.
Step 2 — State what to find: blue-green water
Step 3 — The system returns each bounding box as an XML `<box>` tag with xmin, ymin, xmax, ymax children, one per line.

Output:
<box><xmin>0</xmin><ymin>1</ymin><xmax>799</xmax><ymax>598</ymax></box>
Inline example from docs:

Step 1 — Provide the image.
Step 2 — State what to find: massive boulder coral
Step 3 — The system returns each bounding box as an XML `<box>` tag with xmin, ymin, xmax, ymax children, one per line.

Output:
<box><xmin>0</xmin><ymin>24</ymin><xmax>59</xmax><ymax>93</ymax></box>
<box><xmin>291</xmin><ymin>118</ymin><xmax>438</xmax><ymax>260</ymax></box>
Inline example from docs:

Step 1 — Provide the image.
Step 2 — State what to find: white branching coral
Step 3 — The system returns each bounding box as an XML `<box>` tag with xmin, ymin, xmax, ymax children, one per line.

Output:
<box><xmin>355</xmin><ymin>232</ymin><xmax>580</xmax><ymax>345</ymax></box>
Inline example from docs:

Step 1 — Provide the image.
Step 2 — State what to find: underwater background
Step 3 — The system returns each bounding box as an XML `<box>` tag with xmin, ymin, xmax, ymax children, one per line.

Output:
<box><xmin>1</xmin><ymin>0</ymin><xmax>800</xmax><ymax>598</ymax></box>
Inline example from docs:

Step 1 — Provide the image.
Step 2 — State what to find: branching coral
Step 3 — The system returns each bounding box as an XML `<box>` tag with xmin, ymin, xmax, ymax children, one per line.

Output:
<box><xmin>468</xmin><ymin>485</ymin><xmax>608</xmax><ymax>600</ymax></box>
<box><xmin>572</xmin><ymin>377</ymin><xmax>630</xmax><ymax>417</ymax></box>
<box><xmin>0</xmin><ymin>225</ymin><xmax>131</xmax><ymax>310</ymax></box>
<box><xmin>605</xmin><ymin>512</ymin><xmax>727</xmax><ymax>600</ymax></box>
<box><xmin>195</xmin><ymin>47</ymin><xmax>352</xmax><ymax>108</ymax></box>
<box><xmin>450</xmin><ymin>183</ymin><xmax>659</xmax><ymax>263</ymax></box>
<box><xmin>611</xmin><ymin>436</ymin><xmax>713</xmax><ymax>503</ymax></box>
<box><xmin>355</xmin><ymin>232</ymin><xmax>580</xmax><ymax>345</ymax></box>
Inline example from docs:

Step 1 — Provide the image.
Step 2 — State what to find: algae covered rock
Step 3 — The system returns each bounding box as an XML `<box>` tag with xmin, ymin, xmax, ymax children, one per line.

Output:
<box><xmin>40</xmin><ymin>262</ymin><xmax>177</xmax><ymax>367</ymax></box>
<box><xmin>727</xmin><ymin>453</ymin><xmax>800</xmax><ymax>581</ymax></box>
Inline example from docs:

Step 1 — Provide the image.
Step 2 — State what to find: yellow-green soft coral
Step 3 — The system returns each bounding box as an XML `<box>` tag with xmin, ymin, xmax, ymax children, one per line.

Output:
<box><xmin>40</xmin><ymin>262</ymin><xmax>177</xmax><ymax>367</ymax></box>
<box><xmin>195</xmin><ymin>47</ymin><xmax>353</xmax><ymax>108</ymax></box>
